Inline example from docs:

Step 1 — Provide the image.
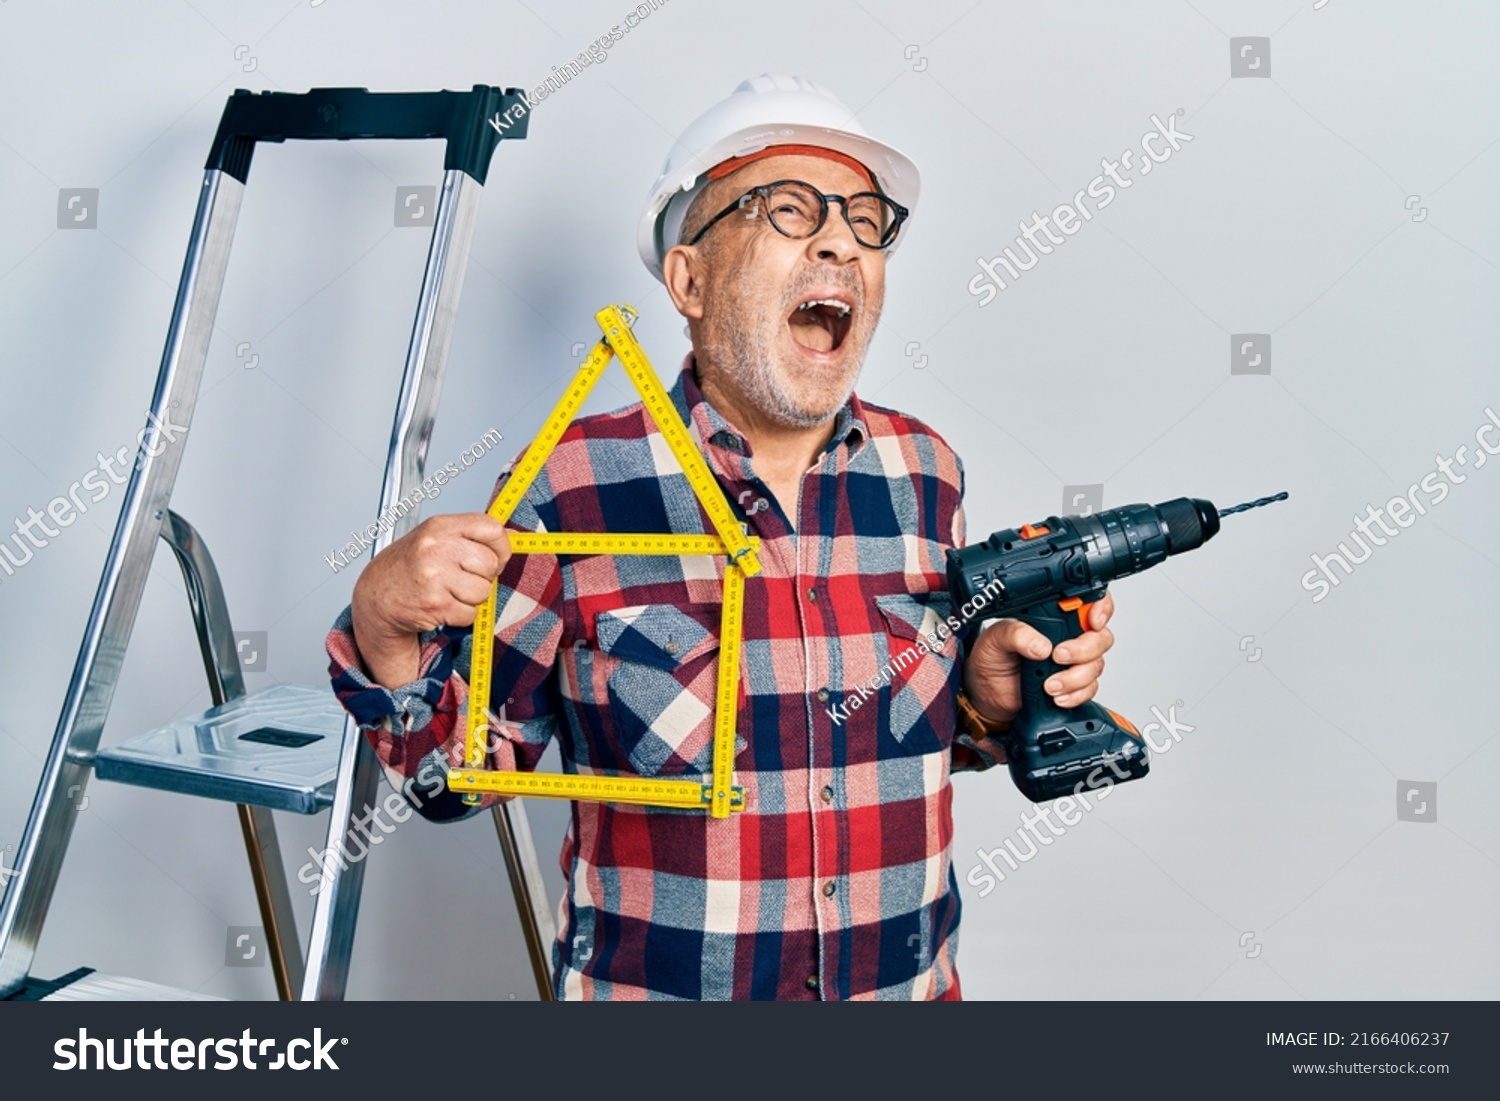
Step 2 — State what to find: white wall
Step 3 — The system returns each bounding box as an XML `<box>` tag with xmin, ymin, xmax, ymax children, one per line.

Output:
<box><xmin>0</xmin><ymin>0</ymin><xmax>1495</xmax><ymax>999</ymax></box>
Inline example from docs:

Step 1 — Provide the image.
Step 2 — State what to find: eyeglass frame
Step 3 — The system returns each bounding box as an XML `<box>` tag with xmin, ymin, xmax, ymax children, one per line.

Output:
<box><xmin>684</xmin><ymin>178</ymin><xmax>910</xmax><ymax>252</ymax></box>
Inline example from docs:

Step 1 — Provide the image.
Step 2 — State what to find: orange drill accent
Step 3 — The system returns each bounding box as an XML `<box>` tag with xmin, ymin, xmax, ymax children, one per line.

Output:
<box><xmin>1058</xmin><ymin>596</ymin><xmax>1093</xmax><ymax>633</ymax></box>
<box><xmin>1105</xmin><ymin>708</ymin><xmax>1140</xmax><ymax>737</ymax></box>
<box><xmin>1019</xmin><ymin>523</ymin><xmax>1050</xmax><ymax>540</ymax></box>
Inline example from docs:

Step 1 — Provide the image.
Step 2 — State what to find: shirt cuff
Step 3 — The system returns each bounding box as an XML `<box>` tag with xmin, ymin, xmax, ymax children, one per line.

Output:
<box><xmin>325</xmin><ymin>604</ymin><xmax>461</xmax><ymax>734</ymax></box>
<box><xmin>953</xmin><ymin>729</ymin><xmax>1008</xmax><ymax>771</ymax></box>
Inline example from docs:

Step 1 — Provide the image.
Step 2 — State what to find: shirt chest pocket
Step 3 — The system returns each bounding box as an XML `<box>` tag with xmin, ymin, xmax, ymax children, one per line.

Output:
<box><xmin>873</xmin><ymin>592</ymin><xmax>961</xmax><ymax>757</ymax></box>
<box><xmin>595</xmin><ymin>603</ymin><xmax>730</xmax><ymax>779</ymax></box>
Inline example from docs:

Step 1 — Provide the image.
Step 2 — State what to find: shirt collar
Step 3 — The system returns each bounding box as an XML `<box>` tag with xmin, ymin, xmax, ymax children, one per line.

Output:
<box><xmin>668</xmin><ymin>354</ymin><xmax>869</xmax><ymax>460</ymax></box>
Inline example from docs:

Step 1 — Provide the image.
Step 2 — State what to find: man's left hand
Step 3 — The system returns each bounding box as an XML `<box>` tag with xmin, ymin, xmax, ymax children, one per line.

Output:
<box><xmin>961</xmin><ymin>593</ymin><xmax>1116</xmax><ymax>726</ymax></box>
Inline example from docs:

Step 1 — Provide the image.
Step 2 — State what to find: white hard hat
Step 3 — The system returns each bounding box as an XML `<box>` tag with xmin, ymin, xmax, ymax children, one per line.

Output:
<box><xmin>636</xmin><ymin>73</ymin><xmax>921</xmax><ymax>282</ymax></box>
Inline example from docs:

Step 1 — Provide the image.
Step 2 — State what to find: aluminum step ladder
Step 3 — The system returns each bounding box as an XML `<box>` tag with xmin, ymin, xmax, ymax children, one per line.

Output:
<box><xmin>0</xmin><ymin>85</ymin><xmax>556</xmax><ymax>1002</ymax></box>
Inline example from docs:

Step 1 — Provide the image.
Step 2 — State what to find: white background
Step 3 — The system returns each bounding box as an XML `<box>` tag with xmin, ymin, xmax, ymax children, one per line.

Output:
<box><xmin>0</xmin><ymin>0</ymin><xmax>1496</xmax><ymax>999</ymax></box>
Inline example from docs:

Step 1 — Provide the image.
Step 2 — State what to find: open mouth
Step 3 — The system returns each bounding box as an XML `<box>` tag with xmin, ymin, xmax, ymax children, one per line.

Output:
<box><xmin>787</xmin><ymin>293</ymin><xmax>854</xmax><ymax>356</ymax></box>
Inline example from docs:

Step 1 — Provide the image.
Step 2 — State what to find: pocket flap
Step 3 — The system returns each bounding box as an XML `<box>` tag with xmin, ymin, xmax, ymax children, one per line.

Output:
<box><xmin>875</xmin><ymin>592</ymin><xmax>954</xmax><ymax>643</ymax></box>
<box><xmin>595</xmin><ymin>603</ymin><xmax>721</xmax><ymax>670</ymax></box>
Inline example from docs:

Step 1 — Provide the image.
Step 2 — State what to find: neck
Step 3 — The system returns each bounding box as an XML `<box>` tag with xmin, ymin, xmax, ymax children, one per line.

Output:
<box><xmin>693</xmin><ymin>358</ymin><xmax>838</xmax><ymax>479</ymax></box>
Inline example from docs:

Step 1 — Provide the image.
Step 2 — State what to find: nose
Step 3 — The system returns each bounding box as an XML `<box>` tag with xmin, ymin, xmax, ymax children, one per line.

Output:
<box><xmin>805</xmin><ymin>197</ymin><xmax>861</xmax><ymax>265</ymax></box>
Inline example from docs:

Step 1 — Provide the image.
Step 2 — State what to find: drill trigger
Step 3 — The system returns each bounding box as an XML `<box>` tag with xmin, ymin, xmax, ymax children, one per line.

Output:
<box><xmin>1057</xmin><ymin>596</ymin><xmax>1092</xmax><ymax>633</ymax></box>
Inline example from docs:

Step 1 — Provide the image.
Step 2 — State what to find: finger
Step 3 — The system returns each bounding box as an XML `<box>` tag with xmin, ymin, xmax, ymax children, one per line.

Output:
<box><xmin>1088</xmin><ymin>592</ymin><xmax>1115</xmax><ymax>631</ymax></box>
<box><xmin>1053</xmin><ymin>679</ymin><xmax>1100</xmax><ymax>708</ymax></box>
<box><xmin>455</xmin><ymin>542</ymin><xmax>503</xmax><ymax>583</ymax></box>
<box><xmin>980</xmin><ymin>618</ymin><xmax>1052</xmax><ymax>661</ymax></box>
<box><xmin>448</xmin><ymin>571</ymin><xmax>497</xmax><ymax>610</ymax></box>
<box><xmin>468</xmin><ymin>519</ymin><xmax>512</xmax><ymax>559</ymax></box>
<box><xmin>1052</xmin><ymin>625</ymin><xmax>1113</xmax><ymax>664</ymax></box>
<box><xmin>1045</xmin><ymin>658</ymin><xmax>1104</xmax><ymax>698</ymax></box>
<box><xmin>442</xmin><ymin>600</ymin><xmax>480</xmax><ymax>629</ymax></box>
<box><xmin>438</xmin><ymin>512</ymin><xmax>511</xmax><ymax>550</ymax></box>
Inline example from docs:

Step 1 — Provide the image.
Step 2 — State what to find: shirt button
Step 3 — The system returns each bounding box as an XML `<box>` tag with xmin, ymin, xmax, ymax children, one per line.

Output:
<box><xmin>806</xmin><ymin>588</ymin><xmax>818</xmax><ymax>602</ymax></box>
<box><xmin>723</xmin><ymin>435</ymin><xmax>741</xmax><ymax>452</ymax></box>
<box><xmin>806</xmin><ymin>975</ymin><xmax>820</xmax><ymax>991</ymax></box>
<box><xmin>820</xmin><ymin>785</ymin><xmax>834</xmax><ymax>804</ymax></box>
<box><xmin>815</xmin><ymin>687</ymin><xmax>829</xmax><ymax>702</ymax></box>
<box><xmin>664</xmin><ymin>640</ymin><xmax>679</xmax><ymax>655</ymax></box>
<box><xmin>822</xmin><ymin>880</ymin><xmax>836</xmax><ymax>898</ymax></box>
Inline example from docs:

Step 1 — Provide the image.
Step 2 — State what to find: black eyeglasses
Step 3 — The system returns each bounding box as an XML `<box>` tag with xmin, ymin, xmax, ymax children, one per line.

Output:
<box><xmin>687</xmin><ymin>178</ymin><xmax>908</xmax><ymax>251</ymax></box>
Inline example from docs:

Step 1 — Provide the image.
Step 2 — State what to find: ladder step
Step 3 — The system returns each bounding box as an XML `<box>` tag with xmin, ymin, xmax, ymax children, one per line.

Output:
<box><xmin>94</xmin><ymin>683</ymin><xmax>347</xmax><ymax>814</ymax></box>
<box><xmin>36</xmin><ymin>969</ymin><xmax>225</xmax><ymax>1001</ymax></box>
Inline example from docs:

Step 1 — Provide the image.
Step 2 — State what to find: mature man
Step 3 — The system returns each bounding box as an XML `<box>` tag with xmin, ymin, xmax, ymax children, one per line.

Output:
<box><xmin>327</xmin><ymin>74</ymin><xmax>1115</xmax><ymax>1000</ymax></box>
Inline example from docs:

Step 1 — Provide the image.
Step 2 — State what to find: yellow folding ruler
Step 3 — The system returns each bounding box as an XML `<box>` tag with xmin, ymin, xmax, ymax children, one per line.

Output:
<box><xmin>447</xmin><ymin>304</ymin><xmax>760</xmax><ymax>818</ymax></box>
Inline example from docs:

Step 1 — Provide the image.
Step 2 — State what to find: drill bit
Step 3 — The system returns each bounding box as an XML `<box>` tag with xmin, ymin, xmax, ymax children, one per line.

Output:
<box><xmin>1219</xmin><ymin>491</ymin><xmax>1288</xmax><ymax>517</ymax></box>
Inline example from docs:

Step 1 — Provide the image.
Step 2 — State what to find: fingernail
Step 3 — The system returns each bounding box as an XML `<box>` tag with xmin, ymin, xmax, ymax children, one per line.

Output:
<box><xmin>1047</xmin><ymin>678</ymin><xmax>1062</xmax><ymax>694</ymax></box>
<box><xmin>1054</xmin><ymin>647</ymin><xmax>1070</xmax><ymax>662</ymax></box>
<box><xmin>1033</xmin><ymin>641</ymin><xmax>1049</xmax><ymax>657</ymax></box>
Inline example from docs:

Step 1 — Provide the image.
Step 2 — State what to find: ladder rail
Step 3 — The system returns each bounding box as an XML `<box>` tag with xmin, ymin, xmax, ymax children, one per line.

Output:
<box><xmin>158</xmin><ymin>509</ymin><xmax>305</xmax><ymax>1000</ymax></box>
<box><xmin>301</xmin><ymin>168</ymin><xmax>505</xmax><ymax>1000</ymax></box>
<box><xmin>0</xmin><ymin>170</ymin><xmax>245</xmax><ymax>997</ymax></box>
<box><xmin>159</xmin><ymin>510</ymin><xmax>246</xmax><ymax>704</ymax></box>
<box><xmin>492</xmin><ymin>803</ymin><xmax>558</xmax><ymax>1000</ymax></box>
<box><xmin>235</xmin><ymin>805</ymin><xmax>304</xmax><ymax>1000</ymax></box>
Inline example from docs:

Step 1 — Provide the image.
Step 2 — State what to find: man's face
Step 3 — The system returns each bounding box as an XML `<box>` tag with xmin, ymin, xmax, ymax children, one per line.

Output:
<box><xmin>666</xmin><ymin>154</ymin><xmax>888</xmax><ymax>429</ymax></box>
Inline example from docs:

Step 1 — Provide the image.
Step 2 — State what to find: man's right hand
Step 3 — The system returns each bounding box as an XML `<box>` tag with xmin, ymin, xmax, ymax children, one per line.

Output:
<box><xmin>350</xmin><ymin>513</ymin><xmax>512</xmax><ymax>689</ymax></box>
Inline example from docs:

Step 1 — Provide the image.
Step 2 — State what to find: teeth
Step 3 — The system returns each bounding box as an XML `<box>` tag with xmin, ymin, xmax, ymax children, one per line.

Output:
<box><xmin>797</xmin><ymin>298</ymin><xmax>851</xmax><ymax>318</ymax></box>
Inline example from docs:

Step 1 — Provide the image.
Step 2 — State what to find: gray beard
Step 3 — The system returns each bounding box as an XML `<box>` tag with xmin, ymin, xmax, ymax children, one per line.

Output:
<box><xmin>697</xmin><ymin>268</ymin><xmax>869</xmax><ymax>429</ymax></box>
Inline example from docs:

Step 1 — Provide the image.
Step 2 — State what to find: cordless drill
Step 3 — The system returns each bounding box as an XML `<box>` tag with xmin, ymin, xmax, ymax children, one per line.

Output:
<box><xmin>946</xmin><ymin>493</ymin><xmax>1286</xmax><ymax>802</ymax></box>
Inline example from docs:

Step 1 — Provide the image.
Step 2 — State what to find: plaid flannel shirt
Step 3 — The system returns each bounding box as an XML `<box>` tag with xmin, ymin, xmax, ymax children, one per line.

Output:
<box><xmin>326</xmin><ymin>358</ymin><xmax>1007</xmax><ymax>1000</ymax></box>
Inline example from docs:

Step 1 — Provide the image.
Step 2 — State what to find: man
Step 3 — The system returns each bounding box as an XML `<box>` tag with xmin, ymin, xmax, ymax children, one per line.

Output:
<box><xmin>327</xmin><ymin>74</ymin><xmax>1115</xmax><ymax>1000</ymax></box>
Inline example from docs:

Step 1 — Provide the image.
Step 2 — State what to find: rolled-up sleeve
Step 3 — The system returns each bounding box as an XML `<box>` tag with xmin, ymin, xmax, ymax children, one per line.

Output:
<box><xmin>325</xmin><ymin>466</ymin><xmax>567</xmax><ymax>821</ymax></box>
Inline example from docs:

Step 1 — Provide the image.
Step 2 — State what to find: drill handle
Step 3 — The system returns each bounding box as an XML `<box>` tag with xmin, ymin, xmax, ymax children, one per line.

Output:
<box><xmin>1016</xmin><ymin>592</ymin><xmax>1105</xmax><ymax>717</ymax></box>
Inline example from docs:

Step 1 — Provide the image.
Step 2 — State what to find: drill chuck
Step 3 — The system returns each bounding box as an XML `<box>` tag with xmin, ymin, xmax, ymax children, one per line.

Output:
<box><xmin>1155</xmin><ymin>497</ymin><xmax>1220</xmax><ymax>554</ymax></box>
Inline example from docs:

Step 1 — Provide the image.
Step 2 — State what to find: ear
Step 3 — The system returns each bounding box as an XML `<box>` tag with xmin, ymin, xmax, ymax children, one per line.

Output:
<box><xmin>662</xmin><ymin>243</ymin><xmax>708</xmax><ymax>321</ymax></box>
